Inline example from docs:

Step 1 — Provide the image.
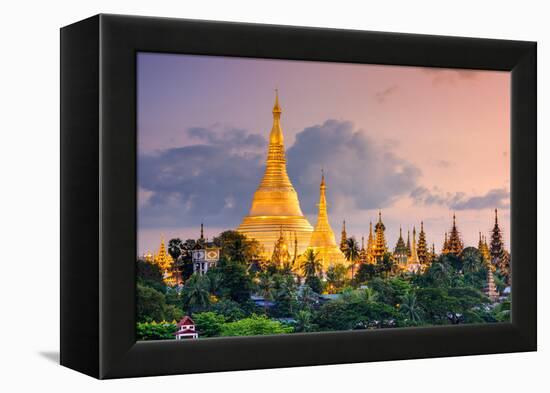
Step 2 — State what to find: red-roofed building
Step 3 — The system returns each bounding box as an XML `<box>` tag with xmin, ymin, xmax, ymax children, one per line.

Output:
<box><xmin>174</xmin><ymin>316</ymin><xmax>198</xmax><ymax>339</ymax></box>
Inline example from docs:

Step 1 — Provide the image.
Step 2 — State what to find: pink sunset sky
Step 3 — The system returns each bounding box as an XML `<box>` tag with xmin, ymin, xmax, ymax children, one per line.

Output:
<box><xmin>137</xmin><ymin>53</ymin><xmax>510</xmax><ymax>256</ymax></box>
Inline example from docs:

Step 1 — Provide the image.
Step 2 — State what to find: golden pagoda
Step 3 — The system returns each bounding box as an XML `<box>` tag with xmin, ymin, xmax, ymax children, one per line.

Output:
<box><xmin>154</xmin><ymin>237</ymin><xmax>176</xmax><ymax>286</ymax></box>
<box><xmin>372</xmin><ymin>211</ymin><xmax>388</xmax><ymax>262</ymax></box>
<box><xmin>406</xmin><ymin>226</ymin><xmax>421</xmax><ymax>273</ymax></box>
<box><xmin>366</xmin><ymin>221</ymin><xmax>375</xmax><ymax>263</ymax></box>
<box><xmin>306</xmin><ymin>172</ymin><xmax>347</xmax><ymax>271</ymax></box>
<box><xmin>393</xmin><ymin>227</ymin><xmax>408</xmax><ymax>265</ymax></box>
<box><xmin>445</xmin><ymin>213</ymin><xmax>464</xmax><ymax>256</ymax></box>
<box><xmin>478</xmin><ymin>232</ymin><xmax>491</xmax><ymax>268</ymax></box>
<box><xmin>271</xmin><ymin>227</ymin><xmax>298</xmax><ymax>271</ymax></box>
<box><xmin>154</xmin><ymin>237</ymin><xmax>174</xmax><ymax>271</ymax></box>
<box><xmin>238</xmin><ymin>91</ymin><xmax>313</xmax><ymax>257</ymax></box>
<box><xmin>340</xmin><ymin>220</ymin><xmax>349</xmax><ymax>253</ymax></box>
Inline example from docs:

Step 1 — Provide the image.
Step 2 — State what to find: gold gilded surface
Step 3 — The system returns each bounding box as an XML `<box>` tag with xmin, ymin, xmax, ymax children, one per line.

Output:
<box><xmin>238</xmin><ymin>91</ymin><xmax>313</xmax><ymax>256</ymax></box>
<box><xmin>307</xmin><ymin>173</ymin><xmax>347</xmax><ymax>270</ymax></box>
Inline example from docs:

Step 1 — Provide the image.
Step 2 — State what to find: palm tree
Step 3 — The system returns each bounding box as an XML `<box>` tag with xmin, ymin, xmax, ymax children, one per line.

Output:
<box><xmin>183</xmin><ymin>274</ymin><xmax>210</xmax><ymax>311</ymax></box>
<box><xmin>359</xmin><ymin>286</ymin><xmax>378</xmax><ymax>304</ymax></box>
<box><xmin>301</xmin><ymin>249</ymin><xmax>322</xmax><ymax>278</ymax></box>
<box><xmin>168</xmin><ymin>238</ymin><xmax>183</xmax><ymax>261</ymax></box>
<box><xmin>299</xmin><ymin>284</ymin><xmax>318</xmax><ymax>310</ymax></box>
<box><xmin>294</xmin><ymin>310</ymin><xmax>313</xmax><ymax>333</ymax></box>
<box><xmin>206</xmin><ymin>271</ymin><xmax>223</xmax><ymax>296</ymax></box>
<box><xmin>462</xmin><ymin>247</ymin><xmax>483</xmax><ymax>274</ymax></box>
<box><xmin>399</xmin><ymin>292</ymin><xmax>423</xmax><ymax>323</ymax></box>
<box><xmin>227</xmin><ymin>237</ymin><xmax>247</xmax><ymax>263</ymax></box>
<box><xmin>430</xmin><ymin>262</ymin><xmax>450</xmax><ymax>286</ymax></box>
<box><xmin>276</xmin><ymin>276</ymin><xmax>297</xmax><ymax>314</ymax></box>
<box><xmin>257</xmin><ymin>272</ymin><xmax>275</xmax><ymax>314</ymax></box>
<box><xmin>379</xmin><ymin>252</ymin><xmax>396</xmax><ymax>278</ymax></box>
<box><xmin>344</xmin><ymin>237</ymin><xmax>360</xmax><ymax>280</ymax></box>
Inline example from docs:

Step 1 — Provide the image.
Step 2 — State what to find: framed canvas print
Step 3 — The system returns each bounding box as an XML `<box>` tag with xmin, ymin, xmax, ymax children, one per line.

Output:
<box><xmin>60</xmin><ymin>14</ymin><xmax>536</xmax><ymax>379</ymax></box>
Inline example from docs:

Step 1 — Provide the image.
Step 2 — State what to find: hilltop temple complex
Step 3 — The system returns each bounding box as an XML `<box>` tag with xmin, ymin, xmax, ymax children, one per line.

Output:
<box><xmin>237</xmin><ymin>91</ymin><xmax>314</xmax><ymax>257</ymax></box>
<box><xmin>140</xmin><ymin>92</ymin><xmax>510</xmax><ymax>301</ymax></box>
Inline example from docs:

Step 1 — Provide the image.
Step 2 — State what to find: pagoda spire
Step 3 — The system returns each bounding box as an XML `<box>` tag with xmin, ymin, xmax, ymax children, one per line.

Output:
<box><xmin>307</xmin><ymin>172</ymin><xmax>347</xmax><ymax>270</ymax></box>
<box><xmin>490</xmin><ymin>208</ymin><xmax>508</xmax><ymax>277</ymax></box>
<box><xmin>366</xmin><ymin>221</ymin><xmax>375</xmax><ymax>263</ymax></box>
<box><xmin>256</xmin><ymin>89</ymin><xmax>298</xmax><ymax>193</ymax></box>
<box><xmin>484</xmin><ymin>268</ymin><xmax>500</xmax><ymax>302</ymax></box>
<box><xmin>269</xmin><ymin>89</ymin><xmax>284</xmax><ymax>145</ymax></box>
<box><xmin>406</xmin><ymin>230</ymin><xmax>411</xmax><ymax>257</ymax></box>
<box><xmin>447</xmin><ymin>213</ymin><xmax>463</xmax><ymax>256</ymax></box>
<box><xmin>372</xmin><ymin>211</ymin><xmax>387</xmax><ymax>261</ymax></box>
<box><xmin>310</xmin><ymin>171</ymin><xmax>333</xmax><ymax>240</ymax></box>
<box><xmin>359</xmin><ymin>235</ymin><xmax>367</xmax><ymax>264</ymax></box>
<box><xmin>393</xmin><ymin>226</ymin><xmax>407</xmax><ymax>265</ymax></box>
<box><xmin>417</xmin><ymin>221</ymin><xmax>428</xmax><ymax>265</ymax></box>
<box><xmin>409</xmin><ymin>226</ymin><xmax>419</xmax><ymax>264</ymax></box>
<box><xmin>200</xmin><ymin>222</ymin><xmax>204</xmax><ymax>241</ymax></box>
<box><xmin>340</xmin><ymin>219</ymin><xmax>348</xmax><ymax>252</ymax></box>
<box><xmin>238</xmin><ymin>91</ymin><xmax>313</xmax><ymax>257</ymax></box>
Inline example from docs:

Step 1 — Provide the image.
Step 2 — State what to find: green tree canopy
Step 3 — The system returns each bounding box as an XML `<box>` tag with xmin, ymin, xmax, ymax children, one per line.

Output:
<box><xmin>221</xmin><ymin>314</ymin><xmax>293</xmax><ymax>337</ymax></box>
<box><xmin>213</xmin><ymin>230</ymin><xmax>262</xmax><ymax>263</ymax></box>
<box><xmin>193</xmin><ymin>311</ymin><xmax>226</xmax><ymax>337</ymax></box>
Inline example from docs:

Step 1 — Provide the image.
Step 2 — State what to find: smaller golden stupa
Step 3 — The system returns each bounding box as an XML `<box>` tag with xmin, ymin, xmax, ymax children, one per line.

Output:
<box><xmin>306</xmin><ymin>172</ymin><xmax>347</xmax><ymax>271</ymax></box>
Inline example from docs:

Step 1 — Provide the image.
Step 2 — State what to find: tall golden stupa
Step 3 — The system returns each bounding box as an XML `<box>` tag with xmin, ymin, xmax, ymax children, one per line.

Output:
<box><xmin>306</xmin><ymin>172</ymin><xmax>347</xmax><ymax>271</ymax></box>
<box><xmin>237</xmin><ymin>91</ymin><xmax>314</xmax><ymax>257</ymax></box>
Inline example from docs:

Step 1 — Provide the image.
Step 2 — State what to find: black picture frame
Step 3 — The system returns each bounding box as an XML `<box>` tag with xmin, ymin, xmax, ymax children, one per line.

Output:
<box><xmin>60</xmin><ymin>14</ymin><xmax>537</xmax><ymax>379</ymax></box>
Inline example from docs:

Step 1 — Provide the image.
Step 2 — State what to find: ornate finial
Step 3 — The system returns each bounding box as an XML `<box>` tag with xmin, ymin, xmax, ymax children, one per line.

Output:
<box><xmin>400</xmin><ymin>226</ymin><xmax>402</xmax><ymax>236</ymax></box>
<box><xmin>413</xmin><ymin>225</ymin><xmax>416</xmax><ymax>234</ymax></box>
<box><xmin>273</xmin><ymin>88</ymin><xmax>281</xmax><ymax>114</ymax></box>
<box><xmin>200</xmin><ymin>222</ymin><xmax>204</xmax><ymax>240</ymax></box>
<box><xmin>378</xmin><ymin>210</ymin><xmax>382</xmax><ymax>222</ymax></box>
<box><xmin>320</xmin><ymin>169</ymin><xmax>326</xmax><ymax>187</ymax></box>
<box><xmin>495</xmin><ymin>208</ymin><xmax>498</xmax><ymax>224</ymax></box>
<box><xmin>421</xmin><ymin>221</ymin><xmax>424</xmax><ymax>231</ymax></box>
<box><xmin>453</xmin><ymin>213</ymin><xmax>456</xmax><ymax>226</ymax></box>
<box><xmin>343</xmin><ymin>219</ymin><xmax>346</xmax><ymax>230</ymax></box>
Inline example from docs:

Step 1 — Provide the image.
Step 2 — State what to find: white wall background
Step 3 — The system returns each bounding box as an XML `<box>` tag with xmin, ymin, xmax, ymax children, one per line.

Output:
<box><xmin>0</xmin><ymin>0</ymin><xmax>546</xmax><ymax>390</ymax></box>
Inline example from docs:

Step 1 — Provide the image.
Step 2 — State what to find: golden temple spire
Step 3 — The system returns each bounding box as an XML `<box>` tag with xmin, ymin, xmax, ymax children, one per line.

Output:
<box><xmin>307</xmin><ymin>172</ymin><xmax>347</xmax><ymax>270</ymax></box>
<box><xmin>273</xmin><ymin>88</ymin><xmax>281</xmax><ymax>114</ymax></box>
<box><xmin>340</xmin><ymin>219</ymin><xmax>348</xmax><ymax>253</ymax></box>
<box><xmin>313</xmin><ymin>171</ymin><xmax>330</xmax><ymax>237</ymax></box>
<box><xmin>238</xmin><ymin>91</ymin><xmax>313</xmax><ymax>257</ymax></box>
<box><xmin>269</xmin><ymin>89</ymin><xmax>284</xmax><ymax>145</ymax></box>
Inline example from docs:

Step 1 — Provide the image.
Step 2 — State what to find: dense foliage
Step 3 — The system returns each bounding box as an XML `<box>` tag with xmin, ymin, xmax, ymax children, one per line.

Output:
<box><xmin>137</xmin><ymin>231</ymin><xmax>510</xmax><ymax>340</ymax></box>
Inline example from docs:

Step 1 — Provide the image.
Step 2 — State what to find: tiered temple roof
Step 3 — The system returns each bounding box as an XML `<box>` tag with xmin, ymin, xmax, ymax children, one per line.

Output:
<box><xmin>444</xmin><ymin>214</ymin><xmax>464</xmax><ymax>256</ymax></box>
<box><xmin>340</xmin><ymin>220</ymin><xmax>348</xmax><ymax>253</ymax></box>
<box><xmin>407</xmin><ymin>226</ymin><xmax>421</xmax><ymax>272</ymax></box>
<box><xmin>393</xmin><ymin>227</ymin><xmax>408</xmax><ymax>265</ymax></box>
<box><xmin>366</xmin><ymin>222</ymin><xmax>375</xmax><ymax>263</ymax></box>
<box><xmin>372</xmin><ymin>211</ymin><xmax>388</xmax><ymax>261</ymax></box>
<box><xmin>417</xmin><ymin>221</ymin><xmax>429</xmax><ymax>266</ymax></box>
